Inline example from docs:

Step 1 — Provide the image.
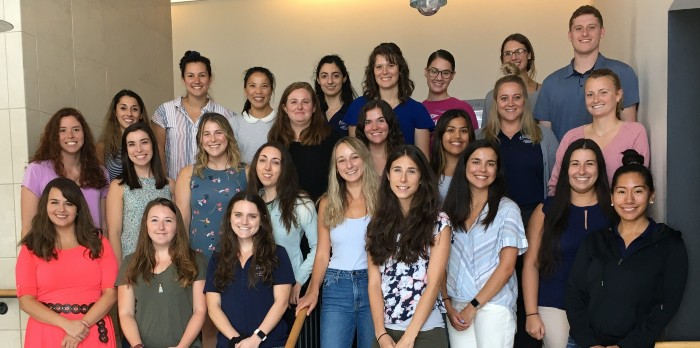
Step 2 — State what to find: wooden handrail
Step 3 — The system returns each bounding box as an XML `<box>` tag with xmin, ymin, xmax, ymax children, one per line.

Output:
<box><xmin>0</xmin><ymin>288</ymin><xmax>17</xmax><ymax>298</ymax></box>
<box><xmin>285</xmin><ymin>307</ymin><xmax>308</xmax><ymax>348</ymax></box>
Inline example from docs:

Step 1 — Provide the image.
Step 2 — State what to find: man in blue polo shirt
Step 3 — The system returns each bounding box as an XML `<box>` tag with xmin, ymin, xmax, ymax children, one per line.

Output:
<box><xmin>535</xmin><ymin>5</ymin><xmax>640</xmax><ymax>140</ymax></box>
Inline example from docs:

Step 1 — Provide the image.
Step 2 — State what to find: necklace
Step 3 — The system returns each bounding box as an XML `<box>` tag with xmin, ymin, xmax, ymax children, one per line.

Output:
<box><xmin>158</xmin><ymin>283</ymin><xmax>164</xmax><ymax>293</ymax></box>
<box><xmin>591</xmin><ymin>121</ymin><xmax>620</xmax><ymax>137</ymax></box>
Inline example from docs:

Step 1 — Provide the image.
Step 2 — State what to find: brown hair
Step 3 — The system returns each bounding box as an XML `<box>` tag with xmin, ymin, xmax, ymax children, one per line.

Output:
<box><xmin>98</xmin><ymin>90</ymin><xmax>149</xmax><ymax>161</ymax></box>
<box><xmin>362</xmin><ymin>42</ymin><xmax>414</xmax><ymax>103</ymax></box>
<box><xmin>569</xmin><ymin>5</ymin><xmax>603</xmax><ymax>30</ymax></box>
<box><xmin>268</xmin><ymin>82</ymin><xmax>331</xmax><ymax>147</ymax></box>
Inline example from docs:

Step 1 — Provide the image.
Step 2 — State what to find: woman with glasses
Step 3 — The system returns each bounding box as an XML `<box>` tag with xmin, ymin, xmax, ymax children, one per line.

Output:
<box><xmin>483</xmin><ymin>34</ymin><xmax>540</xmax><ymax>126</ymax></box>
<box><xmin>422</xmin><ymin>50</ymin><xmax>478</xmax><ymax>130</ymax></box>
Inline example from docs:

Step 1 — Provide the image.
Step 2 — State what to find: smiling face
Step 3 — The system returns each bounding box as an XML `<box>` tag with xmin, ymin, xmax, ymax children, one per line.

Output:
<box><xmin>388</xmin><ymin>155</ymin><xmax>421</xmax><ymax>209</ymax></box>
<box><xmin>501</xmin><ymin>40</ymin><xmax>531</xmax><ymax>73</ymax></box>
<box><xmin>569</xmin><ymin>14</ymin><xmax>605</xmax><ymax>56</ymax></box>
<box><xmin>585</xmin><ymin>76</ymin><xmax>621</xmax><ymax>119</ymax></box>
<box><xmin>47</xmin><ymin>187</ymin><xmax>77</xmax><ymax>229</ymax></box>
<box><xmin>283</xmin><ymin>88</ymin><xmax>315</xmax><ymax>128</ymax></box>
<box><xmin>466</xmin><ymin>147</ymin><xmax>498</xmax><ymax>192</ymax></box>
<box><xmin>58</xmin><ymin>116</ymin><xmax>84</xmax><ymax>156</ymax></box>
<box><xmin>125</xmin><ymin>130</ymin><xmax>153</xmax><ymax>168</ymax></box>
<box><xmin>317</xmin><ymin>63</ymin><xmax>346</xmax><ymax>98</ymax></box>
<box><xmin>256</xmin><ymin>146</ymin><xmax>282</xmax><ymax>189</ymax></box>
<box><xmin>200</xmin><ymin>120</ymin><xmax>228</xmax><ymax>158</ymax></box>
<box><xmin>568</xmin><ymin>149</ymin><xmax>599</xmax><ymax>195</ymax></box>
<box><xmin>335</xmin><ymin>142</ymin><xmax>365</xmax><ymax>184</ymax></box>
<box><xmin>115</xmin><ymin>96</ymin><xmax>142</xmax><ymax>130</ymax></box>
<box><xmin>363</xmin><ymin>107</ymin><xmax>389</xmax><ymax>145</ymax></box>
<box><xmin>373</xmin><ymin>54</ymin><xmax>399</xmax><ymax>91</ymax></box>
<box><xmin>244</xmin><ymin>72</ymin><xmax>273</xmax><ymax>111</ymax></box>
<box><xmin>612</xmin><ymin>172</ymin><xmax>653</xmax><ymax>223</ymax></box>
<box><xmin>441</xmin><ymin>117</ymin><xmax>470</xmax><ymax>157</ymax></box>
<box><xmin>496</xmin><ymin>82</ymin><xmax>525</xmax><ymax>123</ymax></box>
<box><xmin>424</xmin><ymin>57</ymin><xmax>454</xmax><ymax>95</ymax></box>
<box><xmin>230</xmin><ymin>200</ymin><xmax>261</xmax><ymax>241</ymax></box>
<box><xmin>182</xmin><ymin>62</ymin><xmax>211</xmax><ymax>98</ymax></box>
<box><xmin>146</xmin><ymin>204</ymin><xmax>177</xmax><ymax>248</ymax></box>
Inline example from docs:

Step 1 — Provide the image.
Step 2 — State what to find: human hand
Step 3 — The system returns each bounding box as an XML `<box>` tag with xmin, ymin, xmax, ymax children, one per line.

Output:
<box><xmin>289</xmin><ymin>282</ymin><xmax>302</xmax><ymax>305</ymax></box>
<box><xmin>296</xmin><ymin>291</ymin><xmax>318</xmax><ymax>315</ymax></box>
<box><xmin>525</xmin><ymin>314</ymin><xmax>545</xmax><ymax>340</ymax></box>
<box><xmin>235</xmin><ymin>335</ymin><xmax>261</xmax><ymax>348</ymax></box>
<box><xmin>394</xmin><ymin>335</ymin><xmax>415</xmax><ymax>348</ymax></box>
<box><xmin>445</xmin><ymin>303</ymin><xmax>468</xmax><ymax>331</ymax></box>
<box><xmin>377</xmin><ymin>333</ymin><xmax>396</xmax><ymax>348</ymax></box>
<box><xmin>61</xmin><ymin>334</ymin><xmax>79</xmax><ymax>348</ymax></box>
<box><xmin>62</xmin><ymin>319</ymin><xmax>89</xmax><ymax>341</ymax></box>
<box><xmin>458</xmin><ymin>304</ymin><xmax>477</xmax><ymax>328</ymax></box>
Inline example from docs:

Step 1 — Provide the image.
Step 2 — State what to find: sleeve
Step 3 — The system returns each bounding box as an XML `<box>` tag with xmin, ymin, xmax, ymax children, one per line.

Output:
<box><xmin>152</xmin><ymin>102</ymin><xmax>169</xmax><ymax>129</ymax></box>
<box><xmin>617</xmin><ymin>234</ymin><xmax>688</xmax><ymax>348</ymax></box>
<box><xmin>99</xmin><ymin>237</ymin><xmax>119</xmax><ymax>290</ymax></box>
<box><xmin>632</xmin><ymin>123</ymin><xmax>650</xmax><ymax>168</ymax></box>
<box><xmin>203</xmin><ymin>254</ymin><xmax>219</xmax><ymax>293</ymax></box>
<box><xmin>273</xmin><ymin>246</ymin><xmax>296</xmax><ymax>285</ymax></box>
<box><xmin>413</xmin><ymin>102</ymin><xmax>435</xmax><ymax>131</ymax></box>
<box><xmin>463</xmin><ymin>101</ymin><xmax>478</xmax><ymax>130</ymax></box>
<box><xmin>100</xmin><ymin>166</ymin><xmax>109</xmax><ymax>198</ymax></box>
<box><xmin>296</xmin><ymin>199</ymin><xmax>318</xmax><ymax>285</ymax></box>
<box><xmin>482</xmin><ymin>90</ymin><xmax>493</xmax><ymax>127</ymax></box>
<box><xmin>195</xmin><ymin>252</ymin><xmax>208</xmax><ymax>281</ymax></box>
<box><xmin>497</xmin><ymin>202</ymin><xmax>528</xmax><ymax>255</ymax></box>
<box><xmin>547</xmin><ymin>130</ymin><xmax>575</xmax><ymax>196</ymax></box>
<box><xmin>342</xmin><ymin>97</ymin><xmax>364</xmax><ymax>126</ymax></box>
<box><xmin>15</xmin><ymin>245</ymin><xmax>38</xmax><ymax>297</ymax></box>
<box><xmin>22</xmin><ymin>162</ymin><xmax>45</xmax><ymax>197</ymax></box>
<box><xmin>619</xmin><ymin>65</ymin><xmax>640</xmax><ymax>107</ymax></box>
<box><xmin>115</xmin><ymin>254</ymin><xmax>132</xmax><ymax>287</ymax></box>
<box><xmin>565</xmin><ymin>237</ymin><xmax>599</xmax><ymax>348</ymax></box>
<box><xmin>541</xmin><ymin>126</ymin><xmax>560</xmax><ymax>191</ymax></box>
<box><xmin>434</xmin><ymin>212</ymin><xmax>451</xmax><ymax>238</ymax></box>
<box><xmin>534</xmin><ymin>79</ymin><xmax>552</xmax><ymax>122</ymax></box>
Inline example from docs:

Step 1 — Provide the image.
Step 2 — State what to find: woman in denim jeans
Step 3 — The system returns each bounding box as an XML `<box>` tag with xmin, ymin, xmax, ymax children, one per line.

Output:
<box><xmin>297</xmin><ymin>137</ymin><xmax>379</xmax><ymax>347</ymax></box>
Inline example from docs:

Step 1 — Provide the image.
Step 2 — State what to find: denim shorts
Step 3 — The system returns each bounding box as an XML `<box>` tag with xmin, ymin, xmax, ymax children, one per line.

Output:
<box><xmin>320</xmin><ymin>268</ymin><xmax>374</xmax><ymax>348</ymax></box>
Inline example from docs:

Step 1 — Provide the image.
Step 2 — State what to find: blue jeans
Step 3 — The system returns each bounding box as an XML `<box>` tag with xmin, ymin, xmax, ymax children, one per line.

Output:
<box><xmin>320</xmin><ymin>269</ymin><xmax>374</xmax><ymax>348</ymax></box>
<box><xmin>567</xmin><ymin>336</ymin><xmax>581</xmax><ymax>348</ymax></box>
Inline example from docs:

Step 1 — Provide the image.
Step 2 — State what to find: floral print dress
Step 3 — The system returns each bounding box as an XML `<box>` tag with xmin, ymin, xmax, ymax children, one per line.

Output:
<box><xmin>380</xmin><ymin>212</ymin><xmax>451</xmax><ymax>325</ymax></box>
<box><xmin>189</xmin><ymin>166</ymin><xmax>246</xmax><ymax>258</ymax></box>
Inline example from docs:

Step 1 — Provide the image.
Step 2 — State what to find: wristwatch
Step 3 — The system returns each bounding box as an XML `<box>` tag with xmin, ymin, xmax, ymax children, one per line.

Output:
<box><xmin>470</xmin><ymin>298</ymin><xmax>481</xmax><ymax>309</ymax></box>
<box><xmin>254</xmin><ymin>328</ymin><xmax>268</xmax><ymax>342</ymax></box>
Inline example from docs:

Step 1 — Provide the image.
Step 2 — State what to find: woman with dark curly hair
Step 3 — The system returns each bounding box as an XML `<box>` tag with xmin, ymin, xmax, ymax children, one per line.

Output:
<box><xmin>21</xmin><ymin>107</ymin><xmax>109</xmax><ymax>237</ymax></box>
<box><xmin>366</xmin><ymin>145</ymin><xmax>451</xmax><ymax>348</ymax></box>
<box><xmin>355</xmin><ymin>99</ymin><xmax>405</xmax><ymax>174</ymax></box>
<box><xmin>204</xmin><ymin>192</ymin><xmax>294</xmax><ymax>348</ymax></box>
<box><xmin>16</xmin><ymin>177</ymin><xmax>118</xmax><ymax>348</ymax></box>
<box><xmin>344</xmin><ymin>43</ymin><xmax>434</xmax><ymax>158</ymax></box>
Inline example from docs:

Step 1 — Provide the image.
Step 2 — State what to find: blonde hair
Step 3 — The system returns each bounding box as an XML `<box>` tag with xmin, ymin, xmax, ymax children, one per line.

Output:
<box><xmin>193</xmin><ymin>113</ymin><xmax>243</xmax><ymax>177</ymax></box>
<box><xmin>483</xmin><ymin>63</ymin><xmax>542</xmax><ymax>144</ymax></box>
<box><xmin>323</xmin><ymin>137</ymin><xmax>379</xmax><ymax>227</ymax></box>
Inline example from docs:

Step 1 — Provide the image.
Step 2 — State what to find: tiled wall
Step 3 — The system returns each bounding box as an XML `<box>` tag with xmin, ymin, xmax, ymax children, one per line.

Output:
<box><xmin>0</xmin><ymin>0</ymin><xmax>174</xmax><ymax>346</ymax></box>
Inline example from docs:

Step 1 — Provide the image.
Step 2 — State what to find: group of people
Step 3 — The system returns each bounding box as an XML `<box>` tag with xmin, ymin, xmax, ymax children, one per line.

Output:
<box><xmin>14</xmin><ymin>4</ymin><xmax>688</xmax><ymax>348</ymax></box>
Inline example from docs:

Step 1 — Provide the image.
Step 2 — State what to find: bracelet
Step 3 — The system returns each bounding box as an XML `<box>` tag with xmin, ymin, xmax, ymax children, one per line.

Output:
<box><xmin>442</xmin><ymin>297</ymin><xmax>451</xmax><ymax>302</ymax></box>
<box><xmin>132</xmin><ymin>344</ymin><xmax>144</xmax><ymax>348</ymax></box>
<box><xmin>526</xmin><ymin>312</ymin><xmax>539</xmax><ymax>317</ymax></box>
<box><xmin>376</xmin><ymin>332</ymin><xmax>389</xmax><ymax>343</ymax></box>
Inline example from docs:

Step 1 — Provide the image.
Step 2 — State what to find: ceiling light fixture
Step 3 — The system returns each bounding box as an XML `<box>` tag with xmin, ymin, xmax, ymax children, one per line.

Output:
<box><xmin>410</xmin><ymin>0</ymin><xmax>447</xmax><ymax>16</ymax></box>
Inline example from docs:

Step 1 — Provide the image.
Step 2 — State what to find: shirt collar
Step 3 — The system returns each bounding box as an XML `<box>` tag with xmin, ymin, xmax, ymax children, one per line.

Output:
<box><xmin>242</xmin><ymin>110</ymin><xmax>276</xmax><ymax>123</ymax></box>
<box><xmin>565</xmin><ymin>52</ymin><xmax>608</xmax><ymax>78</ymax></box>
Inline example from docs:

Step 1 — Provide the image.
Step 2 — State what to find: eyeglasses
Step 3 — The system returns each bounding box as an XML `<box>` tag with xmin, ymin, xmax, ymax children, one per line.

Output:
<box><xmin>502</xmin><ymin>48</ymin><xmax>528</xmax><ymax>58</ymax></box>
<box><xmin>427</xmin><ymin>68</ymin><xmax>454</xmax><ymax>78</ymax></box>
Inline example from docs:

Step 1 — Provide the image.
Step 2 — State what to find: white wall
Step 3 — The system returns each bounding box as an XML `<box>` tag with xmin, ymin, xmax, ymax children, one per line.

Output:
<box><xmin>172</xmin><ymin>0</ymin><xmax>592</xmax><ymax>112</ymax></box>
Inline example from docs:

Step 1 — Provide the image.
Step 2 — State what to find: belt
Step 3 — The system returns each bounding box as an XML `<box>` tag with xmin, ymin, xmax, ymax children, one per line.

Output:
<box><xmin>42</xmin><ymin>302</ymin><xmax>109</xmax><ymax>343</ymax></box>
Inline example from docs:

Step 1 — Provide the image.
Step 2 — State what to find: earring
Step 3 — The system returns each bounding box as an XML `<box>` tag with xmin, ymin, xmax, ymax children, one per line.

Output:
<box><xmin>650</xmin><ymin>200</ymin><xmax>654</xmax><ymax>204</ymax></box>
<box><xmin>611</xmin><ymin>203</ymin><xmax>614</xmax><ymax>207</ymax></box>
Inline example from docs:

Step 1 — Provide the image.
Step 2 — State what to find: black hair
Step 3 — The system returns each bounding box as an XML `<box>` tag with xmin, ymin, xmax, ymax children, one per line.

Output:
<box><xmin>179</xmin><ymin>50</ymin><xmax>211</xmax><ymax>78</ymax></box>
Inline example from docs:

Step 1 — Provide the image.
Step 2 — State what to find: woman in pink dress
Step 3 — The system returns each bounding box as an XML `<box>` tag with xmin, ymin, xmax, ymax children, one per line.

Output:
<box><xmin>16</xmin><ymin>177</ymin><xmax>118</xmax><ymax>348</ymax></box>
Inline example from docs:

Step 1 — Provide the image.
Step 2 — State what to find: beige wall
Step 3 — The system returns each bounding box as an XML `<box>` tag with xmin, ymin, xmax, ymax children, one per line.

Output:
<box><xmin>172</xmin><ymin>0</ymin><xmax>593</xmax><ymax>112</ymax></box>
<box><xmin>594</xmin><ymin>0</ymin><xmax>672</xmax><ymax>220</ymax></box>
<box><xmin>0</xmin><ymin>0</ymin><xmax>174</xmax><ymax>346</ymax></box>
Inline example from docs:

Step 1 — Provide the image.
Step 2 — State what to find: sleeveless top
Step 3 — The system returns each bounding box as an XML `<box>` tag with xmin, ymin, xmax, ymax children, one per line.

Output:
<box><xmin>105</xmin><ymin>152</ymin><xmax>122</xmax><ymax>182</ymax></box>
<box><xmin>189</xmin><ymin>166</ymin><xmax>247</xmax><ymax>258</ymax></box>
<box><xmin>121</xmin><ymin>177</ymin><xmax>172</xmax><ymax>257</ymax></box>
<box><xmin>328</xmin><ymin>215</ymin><xmax>370</xmax><ymax>271</ymax></box>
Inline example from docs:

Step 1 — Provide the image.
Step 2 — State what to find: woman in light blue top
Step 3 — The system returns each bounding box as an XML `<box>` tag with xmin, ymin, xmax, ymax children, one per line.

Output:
<box><xmin>441</xmin><ymin>139</ymin><xmax>528</xmax><ymax>347</ymax></box>
<box><xmin>247</xmin><ymin>141</ymin><xmax>317</xmax><ymax>304</ymax></box>
<box><xmin>106</xmin><ymin>122</ymin><xmax>173</xmax><ymax>262</ymax></box>
<box><xmin>297</xmin><ymin>137</ymin><xmax>379</xmax><ymax>348</ymax></box>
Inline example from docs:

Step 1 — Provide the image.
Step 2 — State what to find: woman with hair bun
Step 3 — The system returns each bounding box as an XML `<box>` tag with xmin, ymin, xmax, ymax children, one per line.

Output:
<box><xmin>314</xmin><ymin>54</ymin><xmax>357</xmax><ymax>135</ymax></box>
<box><xmin>422</xmin><ymin>49</ymin><xmax>478</xmax><ymax>129</ymax></box>
<box><xmin>152</xmin><ymin>50</ymin><xmax>234</xmax><ymax>179</ymax></box>
<box><xmin>566</xmin><ymin>149</ymin><xmax>688</xmax><ymax>348</ymax></box>
<box><xmin>483</xmin><ymin>33</ymin><xmax>541</xmax><ymax>126</ymax></box>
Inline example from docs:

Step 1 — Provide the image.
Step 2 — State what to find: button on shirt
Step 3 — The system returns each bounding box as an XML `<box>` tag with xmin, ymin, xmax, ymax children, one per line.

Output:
<box><xmin>152</xmin><ymin>97</ymin><xmax>234</xmax><ymax>178</ymax></box>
